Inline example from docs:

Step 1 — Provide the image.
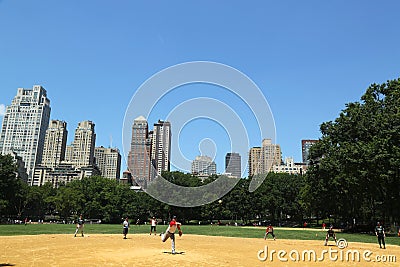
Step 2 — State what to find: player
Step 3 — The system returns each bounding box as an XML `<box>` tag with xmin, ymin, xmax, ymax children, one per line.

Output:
<box><xmin>123</xmin><ymin>217</ymin><xmax>129</xmax><ymax>239</ymax></box>
<box><xmin>74</xmin><ymin>214</ymin><xmax>85</xmax><ymax>237</ymax></box>
<box><xmin>375</xmin><ymin>222</ymin><xmax>386</xmax><ymax>249</ymax></box>
<box><xmin>264</xmin><ymin>224</ymin><xmax>276</xmax><ymax>240</ymax></box>
<box><xmin>160</xmin><ymin>216</ymin><xmax>182</xmax><ymax>254</ymax></box>
<box><xmin>324</xmin><ymin>225</ymin><xmax>337</xmax><ymax>246</ymax></box>
<box><xmin>150</xmin><ymin>216</ymin><xmax>157</xmax><ymax>235</ymax></box>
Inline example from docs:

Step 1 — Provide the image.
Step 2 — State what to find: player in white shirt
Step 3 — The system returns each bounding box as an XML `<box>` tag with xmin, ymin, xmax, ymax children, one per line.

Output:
<box><xmin>150</xmin><ymin>217</ymin><xmax>157</xmax><ymax>235</ymax></box>
<box><xmin>123</xmin><ymin>217</ymin><xmax>129</xmax><ymax>239</ymax></box>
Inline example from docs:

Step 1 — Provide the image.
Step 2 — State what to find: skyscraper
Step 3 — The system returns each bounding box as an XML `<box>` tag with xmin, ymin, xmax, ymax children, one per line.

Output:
<box><xmin>151</xmin><ymin>120</ymin><xmax>171</xmax><ymax>177</ymax></box>
<box><xmin>128</xmin><ymin>116</ymin><xmax>152</xmax><ymax>182</ymax></box>
<box><xmin>260</xmin><ymin>138</ymin><xmax>281</xmax><ymax>174</ymax></box>
<box><xmin>94</xmin><ymin>146</ymin><xmax>121</xmax><ymax>180</ymax></box>
<box><xmin>41</xmin><ymin>120</ymin><xmax>68</xmax><ymax>168</ymax></box>
<box><xmin>301</xmin><ymin>139</ymin><xmax>318</xmax><ymax>164</ymax></box>
<box><xmin>0</xmin><ymin>85</ymin><xmax>51</xmax><ymax>183</ymax></box>
<box><xmin>248</xmin><ymin>139</ymin><xmax>281</xmax><ymax>177</ymax></box>
<box><xmin>33</xmin><ymin>121</ymin><xmax>99</xmax><ymax>187</ymax></box>
<box><xmin>225</xmin><ymin>152</ymin><xmax>241</xmax><ymax>178</ymax></box>
<box><xmin>248</xmin><ymin>147</ymin><xmax>261</xmax><ymax>177</ymax></box>
<box><xmin>71</xmin><ymin>121</ymin><xmax>96</xmax><ymax>168</ymax></box>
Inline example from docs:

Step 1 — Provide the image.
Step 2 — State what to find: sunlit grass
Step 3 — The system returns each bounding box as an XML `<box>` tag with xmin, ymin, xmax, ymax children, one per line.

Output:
<box><xmin>1</xmin><ymin>224</ymin><xmax>399</xmax><ymax>246</ymax></box>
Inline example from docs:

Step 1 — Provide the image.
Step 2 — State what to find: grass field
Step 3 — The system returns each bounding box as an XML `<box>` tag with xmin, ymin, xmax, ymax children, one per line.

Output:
<box><xmin>1</xmin><ymin>223</ymin><xmax>399</xmax><ymax>246</ymax></box>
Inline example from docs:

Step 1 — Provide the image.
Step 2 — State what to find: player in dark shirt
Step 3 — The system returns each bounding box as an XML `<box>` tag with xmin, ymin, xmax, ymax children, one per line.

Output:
<box><xmin>375</xmin><ymin>222</ymin><xmax>386</xmax><ymax>249</ymax></box>
<box><xmin>324</xmin><ymin>225</ymin><xmax>337</xmax><ymax>246</ymax></box>
<box><xmin>74</xmin><ymin>214</ymin><xmax>85</xmax><ymax>237</ymax></box>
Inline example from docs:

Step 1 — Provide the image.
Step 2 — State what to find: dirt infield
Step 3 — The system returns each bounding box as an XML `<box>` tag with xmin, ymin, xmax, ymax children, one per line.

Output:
<box><xmin>1</xmin><ymin>234</ymin><xmax>398</xmax><ymax>266</ymax></box>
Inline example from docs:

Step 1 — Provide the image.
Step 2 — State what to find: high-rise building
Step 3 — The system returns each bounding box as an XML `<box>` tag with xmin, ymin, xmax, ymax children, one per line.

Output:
<box><xmin>301</xmin><ymin>139</ymin><xmax>318</xmax><ymax>164</ymax></box>
<box><xmin>33</xmin><ymin>120</ymin><xmax>99</xmax><ymax>187</ymax></box>
<box><xmin>128</xmin><ymin>116</ymin><xmax>152</xmax><ymax>182</ymax></box>
<box><xmin>248</xmin><ymin>147</ymin><xmax>261</xmax><ymax>177</ymax></box>
<box><xmin>151</xmin><ymin>120</ymin><xmax>171</xmax><ymax>177</ymax></box>
<box><xmin>127</xmin><ymin>117</ymin><xmax>172</xmax><ymax>184</ymax></box>
<box><xmin>71</xmin><ymin>121</ymin><xmax>96</xmax><ymax>168</ymax></box>
<box><xmin>248</xmin><ymin>139</ymin><xmax>281</xmax><ymax>177</ymax></box>
<box><xmin>41</xmin><ymin>120</ymin><xmax>67</xmax><ymax>168</ymax></box>
<box><xmin>225</xmin><ymin>152</ymin><xmax>241</xmax><ymax>178</ymax></box>
<box><xmin>191</xmin><ymin>155</ymin><xmax>217</xmax><ymax>177</ymax></box>
<box><xmin>94</xmin><ymin>146</ymin><xmax>121</xmax><ymax>180</ymax></box>
<box><xmin>0</xmin><ymin>85</ymin><xmax>51</xmax><ymax>184</ymax></box>
<box><xmin>260</xmin><ymin>138</ymin><xmax>281</xmax><ymax>174</ymax></box>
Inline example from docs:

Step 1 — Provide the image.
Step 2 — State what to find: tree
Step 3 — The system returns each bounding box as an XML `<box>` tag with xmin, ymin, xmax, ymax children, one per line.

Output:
<box><xmin>306</xmin><ymin>78</ymin><xmax>400</xmax><ymax>224</ymax></box>
<box><xmin>0</xmin><ymin>154</ymin><xmax>23</xmax><ymax>218</ymax></box>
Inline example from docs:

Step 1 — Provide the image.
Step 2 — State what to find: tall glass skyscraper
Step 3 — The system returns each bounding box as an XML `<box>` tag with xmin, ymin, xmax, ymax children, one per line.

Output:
<box><xmin>0</xmin><ymin>85</ymin><xmax>51</xmax><ymax>184</ymax></box>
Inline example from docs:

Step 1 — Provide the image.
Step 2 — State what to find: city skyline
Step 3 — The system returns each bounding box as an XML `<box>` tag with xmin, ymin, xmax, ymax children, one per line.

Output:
<box><xmin>0</xmin><ymin>86</ymin><xmax>303</xmax><ymax>180</ymax></box>
<box><xmin>1</xmin><ymin>1</ymin><xmax>400</xmax><ymax>174</ymax></box>
<box><xmin>0</xmin><ymin>86</ymin><xmax>382</xmax><ymax>178</ymax></box>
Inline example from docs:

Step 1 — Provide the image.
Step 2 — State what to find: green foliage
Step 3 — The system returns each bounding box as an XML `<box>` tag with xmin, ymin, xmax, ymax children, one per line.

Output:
<box><xmin>306</xmin><ymin>78</ymin><xmax>400</xmax><ymax>223</ymax></box>
<box><xmin>0</xmin><ymin>154</ymin><xmax>20</xmax><ymax>216</ymax></box>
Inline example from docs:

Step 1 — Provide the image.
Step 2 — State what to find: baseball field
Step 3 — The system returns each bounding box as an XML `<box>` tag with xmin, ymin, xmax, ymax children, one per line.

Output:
<box><xmin>1</xmin><ymin>224</ymin><xmax>399</xmax><ymax>266</ymax></box>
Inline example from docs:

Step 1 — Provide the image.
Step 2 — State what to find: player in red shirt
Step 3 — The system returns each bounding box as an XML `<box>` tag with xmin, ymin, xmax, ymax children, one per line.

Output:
<box><xmin>264</xmin><ymin>224</ymin><xmax>276</xmax><ymax>240</ymax></box>
<box><xmin>160</xmin><ymin>216</ymin><xmax>183</xmax><ymax>254</ymax></box>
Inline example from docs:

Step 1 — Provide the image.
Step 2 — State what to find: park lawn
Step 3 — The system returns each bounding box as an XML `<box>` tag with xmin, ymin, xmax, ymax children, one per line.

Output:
<box><xmin>1</xmin><ymin>224</ymin><xmax>399</xmax><ymax>246</ymax></box>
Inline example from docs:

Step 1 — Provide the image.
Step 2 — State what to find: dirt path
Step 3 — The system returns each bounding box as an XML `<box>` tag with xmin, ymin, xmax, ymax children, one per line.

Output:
<box><xmin>1</xmin><ymin>234</ymin><xmax>398</xmax><ymax>266</ymax></box>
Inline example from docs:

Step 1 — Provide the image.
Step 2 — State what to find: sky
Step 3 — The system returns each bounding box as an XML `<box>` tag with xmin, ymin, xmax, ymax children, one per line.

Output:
<box><xmin>1</xmin><ymin>0</ymin><xmax>400</xmax><ymax>176</ymax></box>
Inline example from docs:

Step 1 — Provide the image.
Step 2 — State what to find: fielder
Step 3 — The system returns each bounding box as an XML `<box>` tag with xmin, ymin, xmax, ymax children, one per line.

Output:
<box><xmin>264</xmin><ymin>224</ymin><xmax>276</xmax><ymax>240</ymax></box>
<box><xmin>74</xmin><ymin>214</ymin><xmax>85</xmax><ymax>237</ymax></box>
<box><xmin>324</xmin><ymin>225</ymin><xmax>337</xmax><ymax>246</ymax></box>
<box><xmin>160</xmin><ymin>216</ymin><xmax>182</xmax><ymax>254</ymax></box>
<box><xmin>150</xmin><ymin>216</ymin><xmax>157</xmax><ymax>235</ymax></box>
<box><xmin>375</xmin><ymin>222</ymin><xmax>386</xmax><ymax>249</ymax></box>
<box><xmin>123</xmin><ymin>217</ymin><xmax>129</xmax><ymax>239</ymax></box>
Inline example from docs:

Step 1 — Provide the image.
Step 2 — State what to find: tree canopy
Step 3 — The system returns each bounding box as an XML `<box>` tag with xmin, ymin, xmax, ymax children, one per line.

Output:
<box><xmin>306</xmin><ymin>78</ymin><xmax>400</xmax><ymax>224</ymax></box>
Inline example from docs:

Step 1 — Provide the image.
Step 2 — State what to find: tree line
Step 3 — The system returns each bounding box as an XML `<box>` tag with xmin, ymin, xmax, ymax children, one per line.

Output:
<box><xmin>0</xmin><ymin>163</ymin><xmax>304</xmax><ymax>225</ymax></box>
<box><xmin>1</xmin><ymin>78</ymin><xmax>399</xmax><ymax>228</ymax></box>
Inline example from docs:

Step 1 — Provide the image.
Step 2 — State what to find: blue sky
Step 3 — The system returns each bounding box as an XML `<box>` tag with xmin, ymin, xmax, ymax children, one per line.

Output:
<box><xmin>1</xmin><ymin>1</ymin><xmax>400</xmax><ymax>175</ymax></box>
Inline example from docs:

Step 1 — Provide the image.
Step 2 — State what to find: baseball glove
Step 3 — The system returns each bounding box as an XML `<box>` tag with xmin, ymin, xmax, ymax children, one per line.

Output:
<box><xmin>178</xmin><ymin>230</ymin><xmax>183</xmax><ymax>237</ymax></box>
